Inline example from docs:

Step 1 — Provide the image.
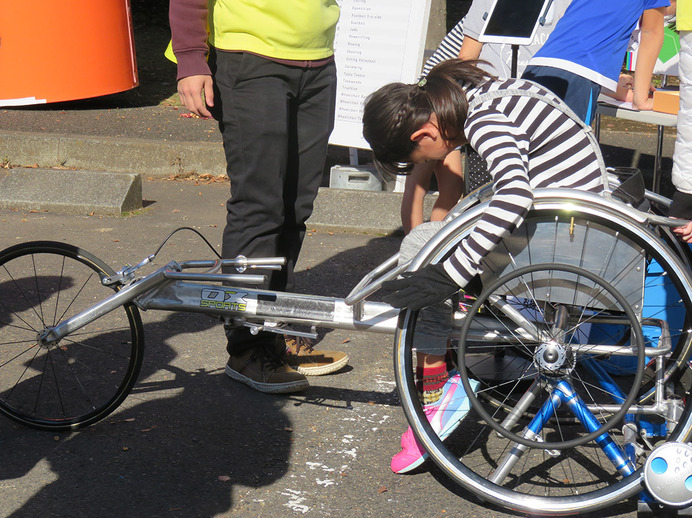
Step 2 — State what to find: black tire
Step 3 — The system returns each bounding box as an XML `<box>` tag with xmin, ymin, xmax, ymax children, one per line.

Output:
<box><xmin>0</xmin><ymin>241</ymin><xmax>144</xmax><ymax>430</ymax></box>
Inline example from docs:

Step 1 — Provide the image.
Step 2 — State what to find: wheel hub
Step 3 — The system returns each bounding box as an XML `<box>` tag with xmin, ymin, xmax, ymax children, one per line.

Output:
<box><xmin>535</xmin><ymin>340</ymin><xmax>569</xmax><ymax>374</ymax></box>
<box><xmin>36</xmin><ymin>327</ymin><xmax>58</xmax><ymax>348</ymax></box>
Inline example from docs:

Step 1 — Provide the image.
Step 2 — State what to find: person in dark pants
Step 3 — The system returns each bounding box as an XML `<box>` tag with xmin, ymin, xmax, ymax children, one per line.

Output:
<box><xmin>170</xmin><ymin>0</ymin><xmax>349</xmax><ymax>394</ymax></box>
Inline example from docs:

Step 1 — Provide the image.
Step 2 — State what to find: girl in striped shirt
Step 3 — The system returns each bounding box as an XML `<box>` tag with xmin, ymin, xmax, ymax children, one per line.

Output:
<box><xmin>362</xmin><ymin>59</ymin><xmax>606</xmax><ymax>473</ymax></box>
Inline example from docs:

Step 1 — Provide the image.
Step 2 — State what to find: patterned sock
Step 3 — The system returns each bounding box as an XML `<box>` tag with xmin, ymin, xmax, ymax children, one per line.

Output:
<box><xmin>416</xmin><ymin>364</ymin><xmax>449</xmax><ymax>405</ymax></box>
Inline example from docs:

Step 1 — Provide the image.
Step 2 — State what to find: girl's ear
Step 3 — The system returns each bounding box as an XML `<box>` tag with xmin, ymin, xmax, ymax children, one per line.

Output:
<box><xmin>410</xmin><ymin>121</ymin><xmax>438</xmax><ymax>143</ymax></box>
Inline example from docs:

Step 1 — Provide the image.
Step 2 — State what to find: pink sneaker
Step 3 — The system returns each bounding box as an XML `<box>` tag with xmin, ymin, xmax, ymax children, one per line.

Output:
<box><xmin>391</xmin><ymin>374</ymin><xmax>478</xmax><ymax>474</ymax></box>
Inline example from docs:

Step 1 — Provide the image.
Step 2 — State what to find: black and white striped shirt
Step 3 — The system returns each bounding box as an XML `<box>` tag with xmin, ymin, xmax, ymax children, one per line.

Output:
<box><xmin>443</xmin><ymin>78</ymin><xmax>605</xmax><ymax>286</ymax></box>
<box><xmin>422</xmin><ymin>20</ymin><xmax>465</xmax><ymax>76</ymax></box>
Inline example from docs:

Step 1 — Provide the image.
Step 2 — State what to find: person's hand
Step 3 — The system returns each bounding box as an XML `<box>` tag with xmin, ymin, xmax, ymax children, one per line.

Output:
<box><xmin>614</xmin><ymin>74</ymin><xmax>634</xmax><ymax>102</ymax></box>
<box><xmin>380</xmin><ymin>263</ymin><xmax>460</xmax><ymax>311</ymax></box>
<box><xmin>632</xmin><ymin>83</ymin><xmax>657</xmax><ymax>111</ymax></box>
<box><xmin>614</xmin><ymin>74</ymin><xmax>656</xmax><ymax>110</ymax></box>
<box><xmin>673</xmin><ymin>220</ymin><xmax>692</xmax><ymax>243</ymax></box>
<box><xmin>632</xmin><ymin>94</ymin><xmax>655</xmax><ymax>111</ymax></box>
<box><xmin>177</xmin><ymin>74</ymin><xmax>214</xmax><ymax>118</ymax></box>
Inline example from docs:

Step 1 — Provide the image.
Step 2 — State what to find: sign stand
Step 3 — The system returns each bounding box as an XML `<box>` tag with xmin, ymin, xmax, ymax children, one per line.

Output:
<box><xmin>479</xmin><ymin>0</ymin><xmax>554</xmax><ymax>78</ymax></box>
<box><xmin>349</xmin><ymin>148</ymin><xmax>359</xmax><ymax>166</ymax></box>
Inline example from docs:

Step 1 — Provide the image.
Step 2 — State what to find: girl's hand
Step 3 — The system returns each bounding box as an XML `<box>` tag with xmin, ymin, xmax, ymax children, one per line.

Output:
<box><xmin>380</xmin><ymin>263</ymin><xmax>459</xmax><ymax>311</ymax></box>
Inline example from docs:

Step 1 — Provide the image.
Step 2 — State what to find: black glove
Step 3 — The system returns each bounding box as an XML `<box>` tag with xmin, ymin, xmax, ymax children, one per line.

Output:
<box><xmin>380</xmin><ymin>263</ymin><xmax>460</xmax><ymax>311</ymax></box>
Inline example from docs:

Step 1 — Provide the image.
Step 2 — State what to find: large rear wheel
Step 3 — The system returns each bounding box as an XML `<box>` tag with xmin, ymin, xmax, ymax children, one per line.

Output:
<box><xmin>393</xmin><ymin>198</ymin><xmax>692</xmax><ymax>515</ymax></box>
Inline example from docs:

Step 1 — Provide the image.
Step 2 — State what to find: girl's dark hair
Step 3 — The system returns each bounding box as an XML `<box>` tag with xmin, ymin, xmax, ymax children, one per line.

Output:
<box><xmin>362</xmin><ymin>59</ymin><xmax>494</xmax><ymax>176</ymax></box>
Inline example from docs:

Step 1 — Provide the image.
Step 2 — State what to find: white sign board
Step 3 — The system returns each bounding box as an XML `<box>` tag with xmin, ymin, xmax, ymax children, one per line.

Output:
<box><xmin>329</xmin><ymin>0</ymin><xmax>432</xmax><ymax>149</ymax></box>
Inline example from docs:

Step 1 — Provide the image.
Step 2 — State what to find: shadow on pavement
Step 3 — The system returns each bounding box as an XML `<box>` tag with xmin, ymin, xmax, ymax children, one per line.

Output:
<box><xmin>0</xmin><ymin>233</ymin><xmax>403</xmax><ymax>517</ymax></box>
<box><xmin>0</xmin><ymin>311</ymin><xmax>291</xmax><ymax>516</ymax></box>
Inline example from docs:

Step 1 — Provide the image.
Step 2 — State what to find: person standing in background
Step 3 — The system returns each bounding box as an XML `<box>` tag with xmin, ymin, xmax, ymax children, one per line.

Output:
<box><xmin>457</xmin><ymin>0</ymin><xmax>572</xmax><ymax>78</ymax></box>
<box><xmin>169</xmin><ymin>0</ymin><xmax>349</xmax><ymax>394</ymax></box>
<box><xmin>522</xmin><ymin>0</ymin><xmax>670</xmax><ymax>123</ymax></box>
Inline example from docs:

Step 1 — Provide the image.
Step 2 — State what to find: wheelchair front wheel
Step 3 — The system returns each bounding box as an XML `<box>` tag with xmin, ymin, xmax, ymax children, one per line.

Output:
<box><xmin>0</xmin><ymin>241</ymin><xmax>144</xmax><ymax>431</ymax></box>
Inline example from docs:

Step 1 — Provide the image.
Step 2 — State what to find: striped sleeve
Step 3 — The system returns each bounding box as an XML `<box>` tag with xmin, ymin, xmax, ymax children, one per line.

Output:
<box><xmin>421</xmin><ymin>19</ymin><xmax>465</xmax><ymax>77</ymax></box>
<box><xmin>442</xmin><ymin>80</ymin><xmax>604</xmax><ymax>286</ymax></box>
<box><xmin>443</xmin><ymin>109</ymin><xmax>534</xmax><ymax>286</ymax></box>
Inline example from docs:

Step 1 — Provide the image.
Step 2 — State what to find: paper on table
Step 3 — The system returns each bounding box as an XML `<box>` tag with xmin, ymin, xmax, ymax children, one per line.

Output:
<box><xmin>597</xmin><ymin>95</ymin><xmax>637</xmax><ymax>111</ymax></box>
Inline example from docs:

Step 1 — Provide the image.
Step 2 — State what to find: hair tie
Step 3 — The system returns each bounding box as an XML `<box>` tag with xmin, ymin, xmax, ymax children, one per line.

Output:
<box><xmin>417</xmin><ymin>77</ymin><xmax>427</xmax><ymax>88</ymax></box>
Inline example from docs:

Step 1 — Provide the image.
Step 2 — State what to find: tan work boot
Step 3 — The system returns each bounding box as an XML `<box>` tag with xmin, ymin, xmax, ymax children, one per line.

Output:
<box><xmin>225</xmin><ymin>348</ymin><xmax>309</xmax><ymax>393</ymax></box>
<box><xmin>283</xmin><ymin>336</ymin><xmax>349</xmax><ymax>376</ymax></box>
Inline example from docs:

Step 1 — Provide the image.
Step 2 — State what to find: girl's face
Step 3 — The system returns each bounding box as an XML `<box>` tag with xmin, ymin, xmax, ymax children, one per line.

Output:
<box><xmin>409</xmin><ymin>134</ymin><xmax>458</xmax><ymax>163</ymax></box>
<box><xmin>408</xmin><ymin>114</ymin><xmax>465</xmax><ymax>164</ymax></box>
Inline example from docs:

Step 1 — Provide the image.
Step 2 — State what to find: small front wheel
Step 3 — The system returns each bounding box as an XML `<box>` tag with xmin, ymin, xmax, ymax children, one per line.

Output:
<box><xmin>0</xmin><ymin>241</ymin><xmax>144</xmax><ymax>430</ymax></box>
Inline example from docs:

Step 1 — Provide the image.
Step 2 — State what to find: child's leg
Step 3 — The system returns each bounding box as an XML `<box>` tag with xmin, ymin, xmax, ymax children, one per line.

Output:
<box><xmin>404</xmin><ymin>151</ymin><xmax>464</xmax><ymax>403</ymax></box>
<box><xmin>398</xmin><ymin>221</ymin><xmax>453</xmax><ymax>402</ymax></box>
<box><xmin>392</xmin><ymin>221</ymin><xmax>475</xmax><ymax>473</ymax></box>
<box><xmin>401</xmin><ymin>162</ymin><xmax>435</xmax><ymax>234</ymax></box>
<box><xmin>430</xmin><ymin>149</ymin><xmax>464</xmax><ymax>223</ymax></box>
<box><xmin>416</xmin><ymin>351</ymin><xmax>448</xmax><ymax>404</ymax></box>
<box><xmin>399</xmin><ymin>155</ymin><xmax>462</xmax><ymax>399</ymax></box>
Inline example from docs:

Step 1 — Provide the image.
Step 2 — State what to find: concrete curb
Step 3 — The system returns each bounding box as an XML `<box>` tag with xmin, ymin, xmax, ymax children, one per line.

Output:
<box><xmin>0</xmin><ymin>124</ymin><xmax>676</xmax><ymax>234</ymax></box>
<box><xmin>308</xmin><ymin>187</ymin><xmax>409</xmax><ymax>235</ymax></box>
<box><xmin>0</xmin><ymin>168</ymin><xmax>143</xmax><ymax>215</ymax></box>
<box><xmin>0</xmin><ymin>130</ymin><xmax>226</xmax><ymax>178</ymax></box>
<box><xmin>0</xmin><ymin>129</ymin><xmax>421</xmax><ymax>234</ymax></box>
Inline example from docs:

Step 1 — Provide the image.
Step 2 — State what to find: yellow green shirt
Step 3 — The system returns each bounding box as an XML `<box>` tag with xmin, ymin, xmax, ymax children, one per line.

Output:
<box><xmin>209</xmin><ymin>0</ymin><xmax>340</xmax><ymax>61</ymax></box>
<box><xmin>679</xmin><ymin>0</ymin><xmax>692</xmax><ymax>31</ymax></box>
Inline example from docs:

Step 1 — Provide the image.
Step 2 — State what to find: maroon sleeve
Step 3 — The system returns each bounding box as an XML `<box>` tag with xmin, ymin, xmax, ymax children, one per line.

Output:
<box><xmin>169</xmin><ymin>0</ymin><xmax>212</xmax><ymax>80</ymax></box>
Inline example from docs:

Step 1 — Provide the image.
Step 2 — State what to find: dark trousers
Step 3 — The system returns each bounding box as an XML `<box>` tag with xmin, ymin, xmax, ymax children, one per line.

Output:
<box><xmin>208</xmin><ymin>50</ymin><xmax>337</xmax><ymax>355</ymax></box>
<box><xmin>522</xmin><ymin>65</ymin><xmax>601</xmax><ymax>125</ymax></box>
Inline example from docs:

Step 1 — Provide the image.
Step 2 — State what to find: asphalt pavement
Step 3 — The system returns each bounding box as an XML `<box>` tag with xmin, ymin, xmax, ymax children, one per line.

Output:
<box><xmin>0</xmin><ymin>177</ymin><xmax>479</xmax><ymax>518</ymax></box>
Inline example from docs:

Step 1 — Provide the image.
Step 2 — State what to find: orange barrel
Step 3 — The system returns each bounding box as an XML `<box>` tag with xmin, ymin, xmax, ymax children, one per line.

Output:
<box><xmin>0</xmin><ymin>0</ymin><xmax>138</xmax><ymax>106</ymax></box>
